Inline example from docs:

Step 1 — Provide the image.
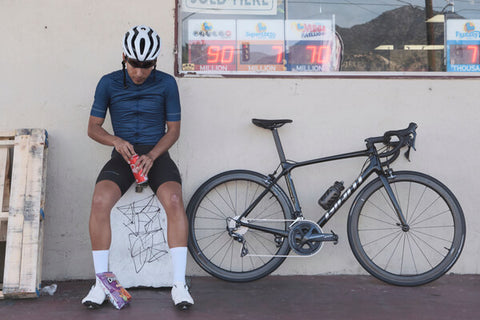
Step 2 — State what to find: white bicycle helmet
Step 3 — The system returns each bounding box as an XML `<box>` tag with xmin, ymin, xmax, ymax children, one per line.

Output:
<box><xmin>123</xmin><ymin>25</ymin><xmax>161</xmax><ymax>61</ymax></box>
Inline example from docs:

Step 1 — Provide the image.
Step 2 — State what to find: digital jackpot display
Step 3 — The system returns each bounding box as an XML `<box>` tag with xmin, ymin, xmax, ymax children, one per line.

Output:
<box><xmin>187</xmin><ymin>20</ymin><xmax>237</xmax><ymax>72</ymax></box>
<box><xmin>237</xmin><ymin>20</ymin><xmax>285</xmax><ymax>72</ymax></box>
<box><xmin>184</xmin><ymin>19</ymin><xmax>336</xmax><ymax>73</ymax></box>
<box><xmin>446</xmin><ymin>19</ymin><xmax>480</xmax><ymax>72</ymax></box>
<box><xmin>285</xmin><ymin>20</ymin><xmax>336</xmax><ymax>72</ymax></box>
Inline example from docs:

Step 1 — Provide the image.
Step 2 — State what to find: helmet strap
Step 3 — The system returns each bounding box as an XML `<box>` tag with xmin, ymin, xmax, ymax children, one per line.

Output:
<box><xmin>122</xmin><ymin>59</ymin><xmax>128</xmax><ymax>89</ymax></box>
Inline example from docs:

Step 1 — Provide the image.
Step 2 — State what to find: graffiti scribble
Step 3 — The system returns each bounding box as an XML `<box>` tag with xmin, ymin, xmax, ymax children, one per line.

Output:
<box><xmin>116</xmin><ymin>194</ymin><xmax>169</xmax><ymax>273</ymax></box>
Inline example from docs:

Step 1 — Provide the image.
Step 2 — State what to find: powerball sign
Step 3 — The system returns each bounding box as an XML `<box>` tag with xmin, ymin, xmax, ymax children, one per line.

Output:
<box><xmin>446</xmin><ymin>19</ymin><xmax>480</xmax><ymax>72</ymax></box>
<box><xmin>182</xmin><ymin>0</ymin><xmax>277</xmax><ymax>15</ymax></box>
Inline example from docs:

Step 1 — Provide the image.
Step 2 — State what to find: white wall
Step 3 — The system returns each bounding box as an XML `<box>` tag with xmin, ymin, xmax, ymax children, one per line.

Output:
<box><xmin>1</xmin><ymin>0</ymin><xmax>479</xmax><ymax>281</ymax></box>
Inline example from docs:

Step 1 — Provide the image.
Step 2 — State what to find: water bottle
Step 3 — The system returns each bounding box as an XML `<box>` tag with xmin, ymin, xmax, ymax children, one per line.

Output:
<box><xmin>318</xmin><ymin>181</ymin><xmax>344</xmax><ymax>210</ymax></box>
<box><xmin>40</xmin><ymin>284</ymin><xmax>58</xmax><ymax>296</ymax></box>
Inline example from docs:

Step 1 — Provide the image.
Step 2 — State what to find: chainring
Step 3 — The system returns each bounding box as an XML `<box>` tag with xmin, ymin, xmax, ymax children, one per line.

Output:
<box><xmin>288</xmin><ymin>221</ymin><xmax>324</xmax><ymax>255</ymax></box>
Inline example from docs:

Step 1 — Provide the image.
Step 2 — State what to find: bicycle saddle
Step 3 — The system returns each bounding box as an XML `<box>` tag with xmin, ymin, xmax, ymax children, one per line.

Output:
<box><xmin>252</xmin><ymin>119</ymin><xmax>293</xmax><ymax>130</ymax></box>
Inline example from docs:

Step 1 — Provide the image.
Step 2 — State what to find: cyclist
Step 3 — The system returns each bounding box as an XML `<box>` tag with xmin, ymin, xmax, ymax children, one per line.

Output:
<box><xmin>82</xmin><ymin>25</ymin><xmax>193</xmax><ymax>310</ymax></box>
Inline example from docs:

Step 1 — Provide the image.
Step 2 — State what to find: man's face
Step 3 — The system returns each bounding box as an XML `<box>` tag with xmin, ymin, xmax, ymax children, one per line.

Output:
<box><xmin>124</xmin><ymin>55</ymin><xmax>156</xmax><ymax>85</ymax></box>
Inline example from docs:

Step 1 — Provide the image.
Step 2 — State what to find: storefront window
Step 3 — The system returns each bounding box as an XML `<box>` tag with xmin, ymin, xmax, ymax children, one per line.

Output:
<box><xmin>177</xmin><ymin>1</ymin><xmax>480</xmax><ymax>76</ymax></box>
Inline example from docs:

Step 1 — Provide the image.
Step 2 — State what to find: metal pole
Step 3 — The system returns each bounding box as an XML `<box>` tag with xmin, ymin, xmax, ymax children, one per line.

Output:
<box><xmin>425</xmin><ymin>0</ymin><xmax>436</xmax><ymax>71</ymax></box>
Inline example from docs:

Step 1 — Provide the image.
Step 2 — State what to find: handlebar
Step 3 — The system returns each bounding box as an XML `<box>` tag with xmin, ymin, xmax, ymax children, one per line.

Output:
<box><xmin>365</xmin><ymin>122</ymin><xmax>418</xmax><ymax>164</ymax></box>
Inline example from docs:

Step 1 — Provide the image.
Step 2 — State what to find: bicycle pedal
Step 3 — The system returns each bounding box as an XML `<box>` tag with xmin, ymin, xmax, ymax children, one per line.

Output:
<box><xmin>331</xmin><ymin>230</ymin><xmax>339</xmax><ymax>245</ymax></box>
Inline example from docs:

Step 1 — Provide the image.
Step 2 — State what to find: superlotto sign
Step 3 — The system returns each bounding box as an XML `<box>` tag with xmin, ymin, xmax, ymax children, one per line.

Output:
<box><xmin>446</xmin><ymin>19</ymin><xmax>480</xmax><ymax>72</ymax></box>
<box><xmin>185</xmin><ymin>19</ymin><xmax>336</xmax><ymax>74</ymax></box>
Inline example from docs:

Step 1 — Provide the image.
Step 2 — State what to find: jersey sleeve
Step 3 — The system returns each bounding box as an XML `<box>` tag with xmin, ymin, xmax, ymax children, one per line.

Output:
<box><xmin>165</xmin><ymin>77</ymin><xmax>181</xmax><ymax>122</ymax></box>
<box><xmin>90</xmin><ymin>75</ymin><xmax>110</xmax><ymax>118</ymax></box>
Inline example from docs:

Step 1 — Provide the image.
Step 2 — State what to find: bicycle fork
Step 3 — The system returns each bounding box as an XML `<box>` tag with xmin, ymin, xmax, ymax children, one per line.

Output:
<box><xmin>379</xmin><ymin>170</ymin><xmax>409</xmax><ymax>231</ymax></box>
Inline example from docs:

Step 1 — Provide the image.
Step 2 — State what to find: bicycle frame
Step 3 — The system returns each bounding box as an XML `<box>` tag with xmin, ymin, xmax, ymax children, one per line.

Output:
<box><xmin>236</xmin><ymin>127</ymin><xmax>408</xmax><ymax>237</ymax></box>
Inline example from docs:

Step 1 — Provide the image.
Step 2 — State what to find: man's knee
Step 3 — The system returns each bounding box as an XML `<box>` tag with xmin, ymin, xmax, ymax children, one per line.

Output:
<box><xmin>91</xmin><ymin>182</ymin><xmax>121</xmax><ymax>212</ymax></box>
<box><xmin>162</xmin><ymin>192</ymin><xmax>184</xmax><ymax>212</ymax></box>
<box><xmin>91</xmin><ymin>193</ymin><xmax>114</xmax><ymax>211</ymax></box>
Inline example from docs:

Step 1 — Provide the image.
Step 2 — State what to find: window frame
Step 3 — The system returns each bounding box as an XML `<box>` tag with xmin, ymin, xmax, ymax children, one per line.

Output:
<box><xmin>174</xmin><ymin>0</ymin><xmax>480</xmax><ymax>79</ymax></box>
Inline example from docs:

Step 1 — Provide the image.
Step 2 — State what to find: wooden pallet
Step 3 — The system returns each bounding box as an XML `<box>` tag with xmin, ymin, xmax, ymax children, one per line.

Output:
<box><xmin>0</xmin><ymin>129</ymin><xmax>48</xmax><ymax>299</ymax></box>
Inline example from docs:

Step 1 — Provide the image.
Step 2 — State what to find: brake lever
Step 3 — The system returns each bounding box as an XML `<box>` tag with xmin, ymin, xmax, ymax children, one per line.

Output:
<box><xmin>403</xmin><ymin>131</ymin><xmax>417</xmax><ymax>161</ymax></box>
<box><xmin>410</xmin><ymin>130</ymin><xmax>417</xmax><ymax>151</ymax></box>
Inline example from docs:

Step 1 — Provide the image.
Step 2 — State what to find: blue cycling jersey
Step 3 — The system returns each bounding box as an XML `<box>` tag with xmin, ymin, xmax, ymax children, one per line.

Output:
<box><xmin>90</xmin><ymin>69</ymin><xmax>181</xmax><ymax>145</ymax></box>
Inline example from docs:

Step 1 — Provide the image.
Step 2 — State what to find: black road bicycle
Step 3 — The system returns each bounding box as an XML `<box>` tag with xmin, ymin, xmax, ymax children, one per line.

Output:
<box><xmin>187</xmin><ymin>119</ymin><xmax>466</xmax><ymax>286</ymax></box>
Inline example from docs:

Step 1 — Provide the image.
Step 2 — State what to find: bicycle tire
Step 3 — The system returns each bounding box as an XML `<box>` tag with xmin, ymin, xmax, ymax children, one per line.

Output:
<box><xmin>347</xmin><ymin>171</ymin><xmax>465</xmax><ymax>286</ymax></box>
<box><xmin>187</xmin><ymin>170</ymin><xmax>294</xmax><ymax>282</ymax></box>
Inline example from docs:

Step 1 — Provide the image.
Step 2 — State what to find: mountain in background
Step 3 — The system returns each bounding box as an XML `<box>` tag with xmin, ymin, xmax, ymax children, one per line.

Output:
<box><xmin>336</xmin><ymin>5</ymin><xmax>461</xmax><ymax>71</ymax></box>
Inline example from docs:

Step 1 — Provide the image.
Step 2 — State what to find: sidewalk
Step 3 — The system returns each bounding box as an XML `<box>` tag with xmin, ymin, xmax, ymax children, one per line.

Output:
<box><xmin>0</xmin><ymin>275</ymin><xmax>478</xmax><ymax>320</ymax></box>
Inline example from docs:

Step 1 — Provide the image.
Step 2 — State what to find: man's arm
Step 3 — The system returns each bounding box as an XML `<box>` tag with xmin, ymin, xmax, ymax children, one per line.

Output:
<box><xmin>136</xmin><ymin>121</ymin><xmax>181</xmax><ymax>176</ymax></box>
<box><xmin>87</xmin><ymin>115</ymin><xmax>135</xmax><ymax>162</ymax></box>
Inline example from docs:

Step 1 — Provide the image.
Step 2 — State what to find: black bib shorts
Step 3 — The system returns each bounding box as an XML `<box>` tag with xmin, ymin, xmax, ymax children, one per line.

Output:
<box><xmin>96</xmin><ymin>145</ymin><xmax>181</xmax><ymax>195</ymax></box>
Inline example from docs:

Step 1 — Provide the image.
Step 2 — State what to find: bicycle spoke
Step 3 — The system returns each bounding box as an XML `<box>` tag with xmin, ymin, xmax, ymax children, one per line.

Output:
<box><xmin>359</xmin><ymin>212</ymin><xmax>399</xmax><ymax>227</ymax></box>
<box><xmin>246</xmin><ymin>234</ymin><xmax>275</xmax><ymax>258</ymax></box>
<box><xmin>219</xmin><ymin>239</ymin><xmax>234</xmax><ymax>270</ymax></box>
<box><xmin>407</xmin><ymin>185</ymin><xmax>427</xmax><ymax>224</ymax></box>
<box><xmin>411</xmin><ymin>209</ymin><xmax>451</xmax><ymax>227</ymax></box>
<box><xmin>405</xmin><ymin>182</ymin><xmax>412</xmax><ymax>222</ymax></box>
<box><xmin>369</xmin><ymin>231</ymin><xmax>402</xmax><ymax>261</ymax></box>
<box><xmin>406</xmin><ymin>234</ymin><xmax>419</xmax><ymax>274</ymax></box>
<box><xmin>378</xmin><ymin>188</ymin><xmax>397</xmax><ymax>220</ymax></box>
<box><xmin>362</xmin><ymin>229</ymin><xmax>402</xmax><ymax>251</ymax></box>
<box><xmin>204</xmin><ymin>193</ymin><xmax>232</xmax><ymax>218</ymax></box>
<box><xmin>409</xmin><ymin>230</ymin><xmax>448</xmax><ymax>259</ymax></box>
<box><xmin>197</xmin><ymin>230</ymin><xmax>230</xmax><ymax>252</ymax></box>
<box><xmin>384</xmin><ymin>231</ymin><xmax>404</xmax><ymax>271</ymax></box>
<box><xmin>410</xmin><ymin>228</ymin><xmax>453</xmax><ymax>245</ymax></box>
<box><xmin>409</xmin><ymin>196</ymin><xmax>442</xmax><ymax>226</ymax></box>
<box><xmin>255</xmin><ymin>199</ymin><xmax>282</xmax><ymax>219</ymax></box>
<box><xmin>400</xmin><ymin>234</ymin><xmax>407</xmax><ymax>274</ymax></box>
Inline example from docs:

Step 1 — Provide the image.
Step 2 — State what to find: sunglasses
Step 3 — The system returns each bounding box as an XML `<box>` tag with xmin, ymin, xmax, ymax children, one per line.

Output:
<box><xmin>127</xmin><ymin>58</ymin><xmax>156</xmax><ymax>69</ymax></box>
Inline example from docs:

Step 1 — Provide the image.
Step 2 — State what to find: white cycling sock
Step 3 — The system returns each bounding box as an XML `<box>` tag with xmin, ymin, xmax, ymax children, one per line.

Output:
<box><xmin>92</xmin><ymin>250</ymin><xmax>109</xmax><ymax>275</ymax></box>
<box><xmin>170</xmin><ymin>247</ymin><xmax>187</xmax><ymax>285</ymax></box>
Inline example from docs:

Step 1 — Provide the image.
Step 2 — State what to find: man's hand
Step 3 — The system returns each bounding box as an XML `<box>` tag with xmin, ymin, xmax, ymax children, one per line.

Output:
<box><xmin>136</xmin><ymin>153</ymin><xmax>155</xmax><ymax>176</ymax></box>
<box><xmin>113</xmin><ymin>138</ymin><xmax>135</xmax><ymax>163</ymax></box>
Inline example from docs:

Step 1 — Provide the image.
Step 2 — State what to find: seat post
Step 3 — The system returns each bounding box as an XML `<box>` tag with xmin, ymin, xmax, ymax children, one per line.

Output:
<box><xmin>271</xmin><ymin>128</ymin><xmax>287</xmax><ymax>163</ymax></box>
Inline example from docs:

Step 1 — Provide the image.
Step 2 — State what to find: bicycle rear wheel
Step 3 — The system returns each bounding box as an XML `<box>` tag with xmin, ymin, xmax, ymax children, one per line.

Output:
<box><xmin>347</xmin><ymin>171</ymin><xmax>465</xmax><ymax>286</ymax></box>
<box><xmin>187</xmin><ymin>170</ymin><xmax>293</xmax><ymax>282</ymax></box>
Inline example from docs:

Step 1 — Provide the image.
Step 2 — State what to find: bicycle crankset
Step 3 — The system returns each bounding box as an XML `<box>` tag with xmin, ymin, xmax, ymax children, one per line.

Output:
<box><xmin>288</xmin><ymin>221</ymin><xmax>339</xmax><ymax>255</ymax></box>
<box><xmin>288</xmin><ymin>221</ymin><xmax>324</xmax><ymax>255</ymax></box>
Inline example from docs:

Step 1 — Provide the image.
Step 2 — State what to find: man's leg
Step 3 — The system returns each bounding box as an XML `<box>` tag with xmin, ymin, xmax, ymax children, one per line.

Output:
<box><xmin>89</xmin><ymin>180</ymin><xmax>122</xmax><ymax>251</ymax></box>
<box><xmin>83</xmin><ymin>180</ymin><xmax>122</xmax><ymax>308</ymax></box>
<box><xmin>156</xmin><ymin>181</ymin><xmax>194</xmax><ymax>309</ymax></box>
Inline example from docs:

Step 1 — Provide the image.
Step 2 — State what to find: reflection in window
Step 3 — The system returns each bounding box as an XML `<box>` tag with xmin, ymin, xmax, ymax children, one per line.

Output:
<box><xmin>178</xmin><ymin>0</ymin><xmax>480</xmax><ymax>75</ymax></box>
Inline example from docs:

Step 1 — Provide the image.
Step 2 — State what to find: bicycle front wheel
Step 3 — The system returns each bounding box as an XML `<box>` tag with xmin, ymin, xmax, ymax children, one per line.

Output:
<box><xmin>187</xmin><ymin>170</ymin><xmax>293</xmax><ymax>282</ymax></box>
<box><xmin>347</xmin><ymin>171</ymin><xmax>465</xmax><ymax>286</ymax></box>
